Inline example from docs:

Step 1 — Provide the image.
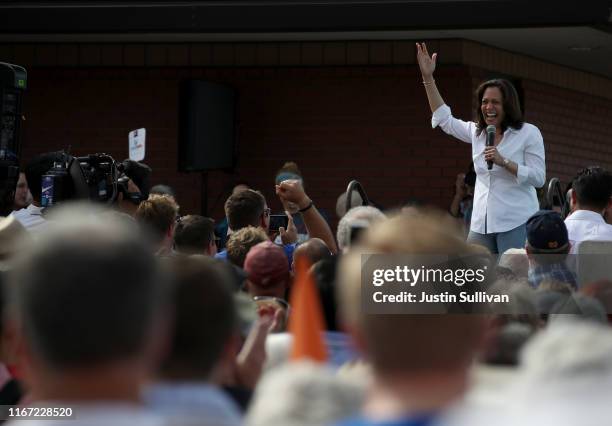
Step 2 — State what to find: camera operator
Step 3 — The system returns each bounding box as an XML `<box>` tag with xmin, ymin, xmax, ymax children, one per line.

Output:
<box><xmin>12</xmin><ymin>172</ymin><xmax>31</xmax><ymax>212</ymax></box>
<box><xmin>10</xmin><ymin>152</ymin><xmax>63</xmax><ymax>233</ymax></box>
<box><xmin>117</xmin><ymin>176</ymin><xmax>146</xmax><ymax>216</ymax></box>
<box><xmin>10</xmin><ymin>150</ymin><xmax>151</xmax><ymax>231</ymax></box>
<box><xmin>0</xmin><ymin>172</ymin><xmax>29</xmax><ymax>217</ymax></box>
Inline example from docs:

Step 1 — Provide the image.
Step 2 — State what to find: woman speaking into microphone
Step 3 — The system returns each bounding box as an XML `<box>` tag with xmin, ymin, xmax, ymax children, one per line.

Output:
<box><xmin>416</xmin><ymin>42</ymin><xmax>545</xmax><ymax>254</ymax></box>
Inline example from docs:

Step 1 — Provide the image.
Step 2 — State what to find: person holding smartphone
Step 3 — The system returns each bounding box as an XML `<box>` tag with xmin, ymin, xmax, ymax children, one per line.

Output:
<box><xmin>417</xmin><ymin>42</ymin><xmax>545</xmax><ymax>254</ymax></box>
<box><xmin>274</xmin><ymin>161</ymin><xmax>334</xmax><ymax>245</ymax></box>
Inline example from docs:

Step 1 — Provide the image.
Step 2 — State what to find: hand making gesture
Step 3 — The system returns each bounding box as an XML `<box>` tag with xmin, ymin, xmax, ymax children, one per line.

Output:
<box><xmin>416</xmin><ymin>42</ymin><xmax>437</xmax><ymax>81</ymax></box>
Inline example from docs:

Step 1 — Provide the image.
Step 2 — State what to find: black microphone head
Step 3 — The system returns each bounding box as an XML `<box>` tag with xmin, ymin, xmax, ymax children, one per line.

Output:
<box><xmin>486</xmin><ymin>125</ymin><xmax>496</xmax><ymax>135</ymax></box>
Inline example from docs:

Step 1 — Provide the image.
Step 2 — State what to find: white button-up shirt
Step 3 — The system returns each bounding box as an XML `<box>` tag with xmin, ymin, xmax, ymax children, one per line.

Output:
<box><xmin>565</xmin><ymin>209</ymin><xmax>612</xmax><ymax>254</ymax></box>
<box><xmin>432</xmin><ymin>104</ymin><xmax>546</xmax><ymax>234</ymax></box>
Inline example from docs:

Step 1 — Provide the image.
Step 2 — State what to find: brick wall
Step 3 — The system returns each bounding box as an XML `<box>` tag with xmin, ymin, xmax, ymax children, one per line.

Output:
<box><xmin>7</xmin><ymin>39</ymin><xmax>612</xmax><ymax>226</ymax></box>
<box><xmin>522</xmin><ymin>80</ymin><xmax>612</xmax><ymax>185</ymax></box>
<box><xmin>21</xmin><ymin>65</ymin><xmax>473</xmax><ymax>223</ymax></box>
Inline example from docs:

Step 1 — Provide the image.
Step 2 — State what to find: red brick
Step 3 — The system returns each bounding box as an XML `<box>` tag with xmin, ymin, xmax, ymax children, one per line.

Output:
<box><xmin>346</xmin><ymin>43</ymin><xmax>368</xmax><ymax>65</ymax></box>
<box><xmin>212</xmin><ymin>44</ymin><xmax>234</xmax><ymax>66</ymax></box>
<box><xmin>168</xmin><ymin>44</ymin><xmax>189</xmax><ymax>66</ymax></box>
<box><xmin>323</xmin><ymin>42</ymin><xmax>346</xmax><ymax>66</ymax></box>
<box><xmin>19</xmin><ymin>61</ymin><xmax>612</xmax><ymax>229</ymax></box>
<box><xmin>301</xmin><ymin>43</ymin><xmax>323</xmax><ymax>66</ymax></box>
<box><xmin>146</xmin><ymin>45</ymin><xmax>167</xmax><ymax>66</ymax></box>
<box><xmin>35</xmin><ymin>44</ymin><xmax>58</xmax><ymax>66</ymax></box>
<box><xmin>256</xmin><ymin>44</ymin><xmax>279</xmax><ymax>66</ymax></box>
<box><xmin>370</xmin><ymin>42</ymin><xmax>392</xmax><ymax>65</ymax></box>
<box><xmin>278</xmin><ymin>43</ymin><xmax>301</xmax><ymax>66</ymax></box>
<box><xmin>190</xmin><ymin>44</ymin><xmax>212</xmax><ymax>66</ymax></box>
<box><xmin>123</xmin><ymin>44</ymin><xmax>145</xmax><ymax>66</ymax></box>
<box><xmin>13</xmin><ymin>44</ymin><xmax>36</xmax><ymax>67</ymax></box>
<box><xmin>0</xmin><ymin>45</ymin><xmax>14</xmax><ymax>63</ymax></box>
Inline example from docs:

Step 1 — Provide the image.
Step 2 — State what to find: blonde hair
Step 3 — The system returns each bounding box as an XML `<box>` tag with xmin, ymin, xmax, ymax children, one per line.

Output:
<box><xmin>226</xmin><ymin>226</ymin><xmax>269</xmax><ymax>268</ymax></box>
<box><xmin>338</xmin><ymin>210</ymin><xmax>485</xmax><ymax>375</ymax></box>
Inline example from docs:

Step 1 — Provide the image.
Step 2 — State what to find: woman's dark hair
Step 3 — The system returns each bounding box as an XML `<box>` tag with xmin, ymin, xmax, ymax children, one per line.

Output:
<box><xmin>474</xmin><ymin>79</ymin><xmax>523</xmax><ymax>136</ymax></box>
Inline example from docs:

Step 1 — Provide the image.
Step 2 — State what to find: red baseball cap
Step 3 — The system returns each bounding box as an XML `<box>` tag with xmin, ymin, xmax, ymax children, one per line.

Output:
<box><xmin>244</xmin><ymin>241</ymin><xmax>290</xmax><ymax>287</ymax></box>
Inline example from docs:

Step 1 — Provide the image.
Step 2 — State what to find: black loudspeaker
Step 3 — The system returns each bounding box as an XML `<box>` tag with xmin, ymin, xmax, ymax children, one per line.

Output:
<box><xmin>0</xmin><ymin>63</ymin><xmax>27</xmax><ymax>216</ymax></box>
<box><xmin>178</xmin><ymin>80</ymin><xmax>236</xmax><ymax>171</ymax></box>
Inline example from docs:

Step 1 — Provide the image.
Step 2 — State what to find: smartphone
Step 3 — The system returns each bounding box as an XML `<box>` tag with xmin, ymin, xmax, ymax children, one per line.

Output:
<box><xmin>269</xmin><ymin>214</ymin><xmax>289</xmax><ymax>232</ymax></box>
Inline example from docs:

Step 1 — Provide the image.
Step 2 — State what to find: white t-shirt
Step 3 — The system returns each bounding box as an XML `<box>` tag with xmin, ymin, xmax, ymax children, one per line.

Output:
<box><xmin>10</xmin><ymin>204</ymin><xmax>48</xmax><ymax>233</ymax></box>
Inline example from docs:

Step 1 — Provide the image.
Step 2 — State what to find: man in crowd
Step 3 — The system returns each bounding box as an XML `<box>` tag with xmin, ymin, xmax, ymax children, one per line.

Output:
<box><xmin>7</xmin><ymin>209</ymin><xmax>170</xmax><ymax>425</ymax></box>
<box><xmin>174</xmin><ymin>214</ymin><xmax>218</xmax><ymax>256</ymax></box>
<box><xmin>216</xmin><ymin>181</ymin><xmax>336</xmax><ymax>265</ymax></box>
<box><xmin>292</xmin><ymin>238</ymin><xmax>331</xmax><ymax>269</ymax></box>
<box><xmin>10</xmin><ymin>152</ymin><xmax>64</xmax><ymax>233</ymax></box>
<box><xmin>337</xmin><ymin>213</ymin><xmax>486</xmax><ymax>425</ymax></box>
<box><xmin>336</xmin><ymin>206</ymin><xmax>386</xmax><ymax>254</ymax></box>
<box><xmin>12</xmin><ymin>172</ymin><xmax>31</xmax><ymax>212</ymax></box>
<box><xmin>525</xmin><ymin>210</ymin><xmax>576</xmax><ymax>289</ymax></box>
<box><xmin>565</xmin><ymin>166</ymin><xmax>612</xmax><ymax>253</ymax></box>
<box><xmin>216</xmin><ymin>182</ymin><xmax>251</xmax><ymax>249</ymax></box>
<box><xmin>134</xmin><ymin>194</ymin><xmax>179</xmax><ymax>256</ymax></box>
<box><xmin>216</xmin><ymin>189</ymin><xmax>272</xmax><ymax>261</ymax></box>
<box><xmin>0</xmin><ymin>216</ymin><xmax>29</xmax><ymax>405</ymax></box>
<box><xmin>226</xmin><ymin>227</ymin><xmax>269</xmax><ymax>268</ymax></box>
<box><xmin>498</xmin><ymin>248</ymin><xmax>529</xmax><ymax>279</ymax></box>
<box><xmin>243</xmin><ymin>241</ymin><xmax>291</xmax><ymax>300</ymax></box>
<box><xmin>145</xmin><ymin>255</ymin><xmax>242</xmax><ymax>426</ymax></box>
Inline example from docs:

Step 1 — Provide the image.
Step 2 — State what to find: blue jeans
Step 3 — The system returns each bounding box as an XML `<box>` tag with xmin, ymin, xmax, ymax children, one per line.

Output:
<box><xmin>467</xmin><ymin>223</ymin><xmax>527</xmax><ymax>255</ymax></box>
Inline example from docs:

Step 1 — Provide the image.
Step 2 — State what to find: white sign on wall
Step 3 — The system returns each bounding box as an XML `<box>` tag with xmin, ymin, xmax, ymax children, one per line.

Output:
<box><xmin>129</xmin><ymin>128</ymin><xmax>146</xmax><ymax>162</ymax></box>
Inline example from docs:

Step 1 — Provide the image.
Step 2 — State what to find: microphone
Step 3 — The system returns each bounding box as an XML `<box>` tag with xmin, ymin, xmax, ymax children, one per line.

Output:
<box><xmin>486</xmin><ymin>125</ymin><xmax>496</xmax><ymax>170</ymax></box>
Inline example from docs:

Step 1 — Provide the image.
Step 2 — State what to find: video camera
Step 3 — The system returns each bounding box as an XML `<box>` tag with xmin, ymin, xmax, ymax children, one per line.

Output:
<box><xmin>0</xmin><ymin>62</ymin><xmax>26</xmax><ymax>216</ymax></box>
<box><xmin>41</xmin><ymin>152</ymin><xmax>151</xmax><ymax>207</ymax></box>
<box><xmin>0</xmin><ymin>61</ymin><xmax>151</xmax><ymax>211</ymax></box>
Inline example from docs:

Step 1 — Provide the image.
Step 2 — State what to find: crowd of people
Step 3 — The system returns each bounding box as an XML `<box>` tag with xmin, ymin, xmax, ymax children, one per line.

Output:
<box><xmin>0</xmin><ymin>155</ymin><xmax>611</xmax><ymax>426</ymax></box>
<box><xmin>0</xmin><ymin>45</ymin><xmax>611</xmax><ymax>426</ymax></box>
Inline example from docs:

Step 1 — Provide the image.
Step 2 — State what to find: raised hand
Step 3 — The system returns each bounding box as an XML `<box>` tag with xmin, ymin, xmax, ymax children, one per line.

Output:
<box><xmin>275</xmin><ymin>179</ymin><xmax>310</xmax><ymax>209</ymax></box>
<box><xmin>416</xmin><ymin>42</ymin><xmax>437</xmax><ymax>80</ymax></box>
<box><xmin>234</xmin><ymin>311</ymin><xmax>280</xmax><ymax>389</ymax></box>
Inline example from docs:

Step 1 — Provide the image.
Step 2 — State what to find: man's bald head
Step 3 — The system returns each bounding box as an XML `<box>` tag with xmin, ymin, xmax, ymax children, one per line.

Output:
<box><xmin>294</xmin><ymin>238</ymin><xmax>331</xmax><ymax>266</ymax></box>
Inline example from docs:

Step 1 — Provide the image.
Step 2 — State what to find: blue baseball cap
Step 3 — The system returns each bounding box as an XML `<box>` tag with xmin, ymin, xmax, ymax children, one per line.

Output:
<box><xmin>526</xmin><ymin>210</ymin><xmax>569</xmax><ymax>251</ymax></box>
